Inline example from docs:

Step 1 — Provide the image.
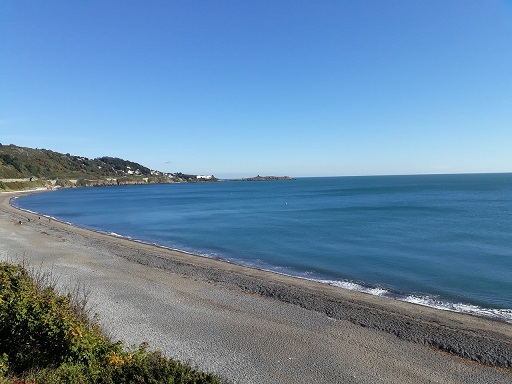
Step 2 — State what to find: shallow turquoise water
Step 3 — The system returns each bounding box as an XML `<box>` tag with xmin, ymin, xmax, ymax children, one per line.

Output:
<box><xmin>14</xmin><ymin>174</ymin><xmax>512</xmax><ymax>320</ymax></box>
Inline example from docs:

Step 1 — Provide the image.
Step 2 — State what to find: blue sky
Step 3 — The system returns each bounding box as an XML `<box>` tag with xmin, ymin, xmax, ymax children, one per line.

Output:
<box><xmin>1</xmin><ymin>1</ymin><xmax>511</xmax><ymax>178</ymax></box>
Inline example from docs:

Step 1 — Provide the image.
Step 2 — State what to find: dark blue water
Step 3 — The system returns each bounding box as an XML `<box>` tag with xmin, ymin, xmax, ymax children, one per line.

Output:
<box><xmin>14</xmin><ymin>174</ymin><xmax>512</xmax><ymax>321</ymax></box>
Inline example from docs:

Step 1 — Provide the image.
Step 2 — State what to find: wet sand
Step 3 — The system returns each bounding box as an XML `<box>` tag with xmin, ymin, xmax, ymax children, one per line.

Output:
<box><xmin>1</xmin><ymin>191</ymin><xmax>511</xmax><ymax>383</ymax></box>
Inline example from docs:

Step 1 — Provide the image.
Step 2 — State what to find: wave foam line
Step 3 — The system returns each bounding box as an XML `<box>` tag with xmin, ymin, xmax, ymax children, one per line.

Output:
<box><xmin>318</xmin><ymin>279</ymin><xmax>512</xmax><ymax>323</ymax></box>
<box><xmin>402</xmin><ymin>295</ymin><xmax>512</xmax><ymax>322</ymax></box>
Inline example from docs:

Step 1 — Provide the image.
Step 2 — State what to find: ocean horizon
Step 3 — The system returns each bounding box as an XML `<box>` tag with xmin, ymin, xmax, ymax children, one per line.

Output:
<box><xmin>14</xmin><ymin>173</ymin><xmax>512</xmax><ymax>322</ymax></box>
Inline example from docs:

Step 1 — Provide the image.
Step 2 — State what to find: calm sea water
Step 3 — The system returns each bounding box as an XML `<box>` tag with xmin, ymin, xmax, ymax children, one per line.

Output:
<box><xmin>14</xmin><ymin>174</ymin><xmax>512</xmax><ymax>321</ymax></box>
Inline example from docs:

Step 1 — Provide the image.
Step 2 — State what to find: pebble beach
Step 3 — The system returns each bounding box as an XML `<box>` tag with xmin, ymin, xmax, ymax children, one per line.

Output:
<box><xmin>1</xmin><ymin>191</ymin><xmax>511</xmax><ymax>383</ymax></box>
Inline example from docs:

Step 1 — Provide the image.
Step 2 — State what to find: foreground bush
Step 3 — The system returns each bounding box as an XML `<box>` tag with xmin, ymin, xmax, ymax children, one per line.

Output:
<box><xmin>0</xmin><ymin>262</ymin><xmax>220</xmax><ymax>383</ymax></box>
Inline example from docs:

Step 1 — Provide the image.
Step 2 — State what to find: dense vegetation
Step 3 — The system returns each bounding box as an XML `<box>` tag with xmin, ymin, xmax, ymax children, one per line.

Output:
<box><xmin>0</xmin><ymin>262</ymin><xmax>220</xmax><ymax>384</ymax></box>
<box><xmin>0</xmin><ymin>144</ymin><xmax>152</xmax><ymax>179</ymax></box>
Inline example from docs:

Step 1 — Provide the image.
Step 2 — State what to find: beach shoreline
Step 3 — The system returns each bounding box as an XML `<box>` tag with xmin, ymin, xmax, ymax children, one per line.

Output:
<box><xmin>12</xmin><ymin>189</ymin><xmax>512</xmax><ymax>324</ymax></box>
<box><xmin>1</xmin><ymin>190</ymin><xmax>511</xmax><ymax>382</ymax></box>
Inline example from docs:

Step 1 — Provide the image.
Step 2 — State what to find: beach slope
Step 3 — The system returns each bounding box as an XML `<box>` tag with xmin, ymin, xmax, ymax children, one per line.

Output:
<box><xmin>1</xmin><ymin>192</ymin><xmax>511</xmax><ymax>383</ymax></box>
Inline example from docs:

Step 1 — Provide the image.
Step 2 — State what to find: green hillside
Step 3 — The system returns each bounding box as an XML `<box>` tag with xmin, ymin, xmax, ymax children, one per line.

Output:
<box><xmin>0</xmin><ymin>144</ymin><xmax>218</xmax><ymax>192</ymax></box>
<box><xmin>0</xmin><ymin>144</ymin><xmax>152</xmax><ymax>179</ymax></box>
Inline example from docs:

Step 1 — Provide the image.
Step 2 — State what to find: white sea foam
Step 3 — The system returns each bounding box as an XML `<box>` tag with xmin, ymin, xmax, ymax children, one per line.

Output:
<box><xmin>401</xmin><ymin>295</ymin><xmax>512</xmax><ymax>322</ymax></box>
<box><xmin>307</xmin><ymin>277</ymin><xmax>512</xmax><ymax>323</ymax></box>
<box><xmin>322</xmin><ymin>279</ymin><xmax>390</xmax><ymax>297</ymax></box>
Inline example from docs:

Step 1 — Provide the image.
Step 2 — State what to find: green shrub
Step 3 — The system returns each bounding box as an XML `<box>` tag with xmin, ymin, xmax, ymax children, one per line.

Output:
<box><xmin>0</xmin><ymin>262</ymin><xmax>220</xmax><ymax>383</ymax></box>
<box><xmin>0</xmin><ymin>262</ymin><xmax>109</xmax><ymax>372</ymax></box>
<box><xmin>0</xmin><ymin>354</ymin><xmax>8</xmax><ymax>377</ymax></box>
<box><xmin>75</xmin><ymin>179</ymin><xmax>88</xmax><ymax>187</ymax></box>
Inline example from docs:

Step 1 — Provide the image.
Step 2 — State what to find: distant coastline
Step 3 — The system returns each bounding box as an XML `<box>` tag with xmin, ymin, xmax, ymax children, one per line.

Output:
<box><xmin>230</xmin><ymin>175</ymin><xmax>295</xmax><ymax>181</ymax></box>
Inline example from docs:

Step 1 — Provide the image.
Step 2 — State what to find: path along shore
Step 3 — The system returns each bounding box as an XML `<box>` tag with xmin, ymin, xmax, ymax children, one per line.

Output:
<box><xmin>1</xmin><ymin>191</ymin><xmax>511</xmax><ymax>383</ymax></box>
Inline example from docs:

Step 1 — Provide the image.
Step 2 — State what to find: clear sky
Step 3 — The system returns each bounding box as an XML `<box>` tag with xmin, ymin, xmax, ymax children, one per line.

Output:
<box><xmin>1</xmin><ymin>1</ymin><xmax>511</xmax><ymax>178</ymax></box>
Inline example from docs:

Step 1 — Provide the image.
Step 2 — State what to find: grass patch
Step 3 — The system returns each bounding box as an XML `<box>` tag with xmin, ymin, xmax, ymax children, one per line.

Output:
<box><xmin>0</xmin><ymin>262</ymin><xmax>221</xmax><ymax>383</ymax></box>
<box><xmin>0</xmin><ymin>180</ymin><xmax>48</xmax><ymax>192</ymax></box>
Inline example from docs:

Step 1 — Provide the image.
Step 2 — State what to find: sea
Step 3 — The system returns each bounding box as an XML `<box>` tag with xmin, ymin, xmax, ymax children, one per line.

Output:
<box><xmin>13</xmin><ymin>173</ymin><xmax>512</xmax><ymax>322</ymax></box>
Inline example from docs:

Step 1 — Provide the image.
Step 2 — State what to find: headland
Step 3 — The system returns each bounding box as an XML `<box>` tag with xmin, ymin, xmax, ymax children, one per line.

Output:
<box><xmin>231</xmin><ymin>175</ymin><xmax>295</xmax><ymax>181</ymax></box>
